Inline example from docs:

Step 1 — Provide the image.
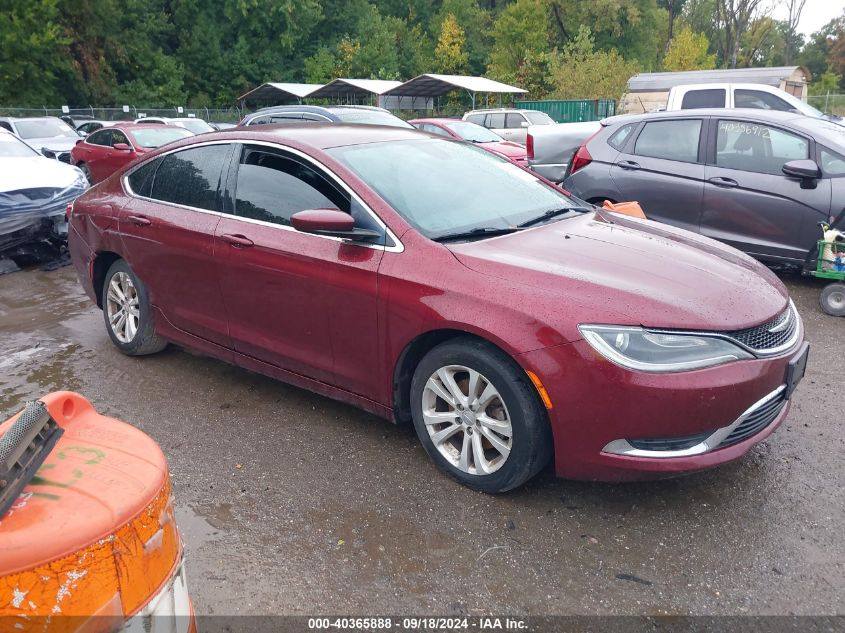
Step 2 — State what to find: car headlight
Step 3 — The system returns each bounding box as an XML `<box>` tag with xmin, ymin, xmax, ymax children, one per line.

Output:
<box><xmin>578</xmin><ymin>325</ymin><xmax>753</xmax><ymax>372</ymax></box>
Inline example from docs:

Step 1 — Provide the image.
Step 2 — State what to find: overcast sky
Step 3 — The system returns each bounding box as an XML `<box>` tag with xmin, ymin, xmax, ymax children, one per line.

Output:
<box><xmin>770</xmin><ymin>0</ymin><xmax>845</xmax><ymax>35</ymax></box>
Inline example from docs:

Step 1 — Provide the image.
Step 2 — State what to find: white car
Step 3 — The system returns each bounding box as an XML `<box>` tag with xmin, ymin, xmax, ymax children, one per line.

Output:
<box><xmin>462</xmin><ymin>108</ymin><xmax>555</xmax><ymax>144</ymax></box>
<box><xmin>0</xmin><ymin>130</ymin><xmax>87</xmax><ymax>265</ymax></box>
<box><xmin>134</xmin><ymin>116</ymin><xmax>215</xmax><ymax>134</ymax></box>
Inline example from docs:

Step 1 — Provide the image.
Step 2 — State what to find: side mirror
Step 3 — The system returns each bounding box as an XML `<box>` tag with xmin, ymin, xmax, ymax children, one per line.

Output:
<box><xmin>113</xmin><ymin>143</ymin><xmax>132</xmax><ymax>152</ymax></box>
<box><xmin>290</xmin><ymin>208</ymin><xmax>381</xmax><ymax>241</ymax></box>
<box><xmin>520</xmin><ymin>121</ymin><xmax>530</xmax><ymax>128</ymax></box>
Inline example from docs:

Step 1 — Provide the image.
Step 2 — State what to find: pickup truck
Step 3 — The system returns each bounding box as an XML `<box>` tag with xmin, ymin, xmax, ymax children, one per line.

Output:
<box><xmin>525</xmin><ymin>121</ymin><xmax>602</xmax><ymax>183</ymax></box>
<box><xmin>664</xmin><ymin>83</ymin><xmax>829</xmax><ymax>120</ymax></box>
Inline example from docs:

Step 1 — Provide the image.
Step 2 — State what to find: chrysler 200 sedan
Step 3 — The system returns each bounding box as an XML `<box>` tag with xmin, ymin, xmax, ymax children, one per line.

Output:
<box><xmin>67</xmin><ymin>124</ymin><xmax>809</xmax><ymax>492</ymax></box>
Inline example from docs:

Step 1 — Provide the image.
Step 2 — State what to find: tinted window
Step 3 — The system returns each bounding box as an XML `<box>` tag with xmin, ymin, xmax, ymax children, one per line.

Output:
<box><xmin>111</xmin><ymin>130</ymin><xmax>130</xmax><ymax>146</ymax></box>
<box><xmin>301</xmin><ymin>113</ymin><xmax>331</xmax><ymax>122</ymax></box>
<box><xmin>87</xmin><ymin>130</ymin><xmax>113</xmax><ymax>147</ymax></box>
<box><xmin>681</xmin><ymin>89</ymin><xmax>726</xmax><ymax>109</ymax></box>
<box><xmin>634</xmin><ymin>120</ymin><xmax>701</xmax><ymax>162</ymax></box>
<box><xmin>734</xmin><ymin>90</ymin><xmax>792</xmax><ymax>112</ymax></box>
<box><xmin>423</xmin><ymin>124</ymin><xmax>452</xmax><ymax>138</ymax></box>
<box><xmin>0</xmin><ymin>121</ymin><xmax>12</xmax><ymax>132</ymax></box>
<box><xmin>127</xmin><ymin>157</ymin><xmax>163</xmax><ymax>197</ymax></box>
<box><xmin>234</xmin><ymin>146</ymin><xmax>345</xmax><ymax>226</ymax></box>
<box><xmin>151</xmin><ymin>145</ymin><xmax>230</xmax><ymax>210</ymax></box>
<box><xmin>487</xmin><ymin>113</ymin><xmax>505</xmax><ymax>128</ymax></box>
<box><xmin>505</xmin><ymin>113</ymin><xmax>525</xmax><ymax>128</ymax></box>
<box><xmin>820</xmin><ymin>147</ymin><xmax>845</xmax><ymax>176</ymax></box>
<box><xmin>607</xmin><ymin>123</ymin><xmax>636</xmax><ymax>150</ymax></box>
<box><xmin>465</xmin><ymin>114</ymin><xmax>485</xmax><ymax>125</ymax></box>
<box><xmin>716</xmin><ymin>120</ymin><xmax>809</xmax><ymax>175</ymax></box>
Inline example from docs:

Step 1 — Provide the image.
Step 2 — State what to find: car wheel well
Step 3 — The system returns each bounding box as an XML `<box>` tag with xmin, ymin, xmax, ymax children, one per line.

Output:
<box><xmin>392</xmin><ymin>330</ymin><xmax>513</xmax><ymax>425</ymax></box>
<box><xmin>93</xmin><ymin>251</ymin><xmax>122</xmax><ymax>308</ymax></box>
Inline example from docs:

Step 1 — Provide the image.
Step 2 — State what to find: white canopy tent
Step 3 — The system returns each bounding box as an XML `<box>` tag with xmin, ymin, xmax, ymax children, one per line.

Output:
<box><xmin>385</xmin><ymin>74</ymin><xmax>527</xmax><ymax>109</ymax></box>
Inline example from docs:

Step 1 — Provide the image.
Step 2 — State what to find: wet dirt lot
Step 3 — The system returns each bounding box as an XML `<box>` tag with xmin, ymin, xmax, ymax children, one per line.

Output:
<box><xmin>0</xmin><ymin>266</ymin><xmax>842</xmax><ymax>616</ymax></box>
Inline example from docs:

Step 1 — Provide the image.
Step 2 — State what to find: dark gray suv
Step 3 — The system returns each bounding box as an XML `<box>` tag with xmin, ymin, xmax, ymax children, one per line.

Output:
<box><xmin>563</xmin><ymin>109</ymin><xmax>845</xmax><ymax>267</ymax></box>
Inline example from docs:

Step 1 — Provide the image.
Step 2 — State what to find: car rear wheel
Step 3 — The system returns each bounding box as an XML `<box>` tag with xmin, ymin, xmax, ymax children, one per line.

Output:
<box><xmin>409</xmin><ymin>338</ymin><xmax>552</xmax><ymax>493</ymax></box>
<box><xmin>102</xmin><ymin>259</ymin><xmax>167</xmax><ymax>355</ymax></box>
<box><xmin>820</xmin><ymin>283</ymin><xmax>845</xmax><ymax>316</ymax></box>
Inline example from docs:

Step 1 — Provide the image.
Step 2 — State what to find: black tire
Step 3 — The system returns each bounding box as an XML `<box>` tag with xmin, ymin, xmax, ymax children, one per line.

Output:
<box><xmin>102</xmin><ymin>259</ymin><xmax>167</xmax><ymax>355</ymax></box>
<box><xmin>820</xmin><ymin>283</ymin><xmax>845</xmax><ymax>316</ymax></box>
<box><xmin>78</xmin><ymin>162</ymin><xmax>92</xmax><ymax>183</ymax></box>
<box><xmin>409</xmin><ymin>337</ymin><xmax>553</xmax><ymax>493</ymax></box>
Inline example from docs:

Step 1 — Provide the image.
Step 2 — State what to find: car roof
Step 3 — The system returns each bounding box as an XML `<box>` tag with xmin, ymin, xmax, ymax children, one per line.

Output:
<box><xmin>251</xmin><ymin>104</ymin><xmax>390</xmax><ymax>116</ymax></box>
<box><xmin>0</xmin><ymin>116</ymin><xmax>65</xmax><ymax>122</ymax></box>
<box><xmin>409</xmin><ymin>118</ymin><xmax>463</xmax><ymax>125</ymax></box>
<box><xmin>602</xmin><ymin>108</ymin><xmax>807</xmax><ymax>126</ymax></box>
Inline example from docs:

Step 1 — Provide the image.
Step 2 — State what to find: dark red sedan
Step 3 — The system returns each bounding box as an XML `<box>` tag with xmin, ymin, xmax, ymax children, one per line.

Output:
<box><xmin>410</xmin><ymin>118</ymin><xmax>528</xmax><ymax>166</ymax></box>
<box><xmin>70</xmin><ymin>123</ymin><xmax>193</xmax><ymax>184</ymax></box>
<box><xmin>67</xmin><ymin>125</ymin><xmax>808</xmax><ymax>492</ymax></box>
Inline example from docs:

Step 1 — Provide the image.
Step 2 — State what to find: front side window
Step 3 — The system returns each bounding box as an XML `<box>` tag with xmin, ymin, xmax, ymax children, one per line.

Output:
<box><xmin>634</xmin><ymin>119</ymin><xmax>702</xmax><ymax>162</ymax></box>
<box><xmin>487</xmin><ymin>113</ymin><xmax>505</xmax><ymax>128</ymax></box>
<box><xmin>505</xmin><ymin>113</ymin><xmax>526</xmax><ymax>128</ymax></box>
<box><xmin>465</xmin><ymin>114</ymin><xmax>485</xmax><ymax>126</ymax></box>
<box><xmin>820</xmin><ymin>147</ymin><xmax>845</xmax><ymax>176</ymax></box>
<box><xmin>86</xmin><ymin>130</ymin><xmax>113</xmax><ymax>147</ymax></box>
<box><xmin>680</xmin><ymin>89</ymin><xmax>726</xmax><ymax>109</ymax></box>
<box><xmin>111</xmin><ymin>131</ymin><xmax>130</xmax><ymax>146</ymax></box>
<box><xmin>734</xmin><ymin>90</ymin><xmax>792</xmax><ymax>112</ymax></box>
<box><xmin>327</xmin><ymin>138</ymin><xmax>583</xmax><ymax>240</ymax></box>
<box><xmin>150</xmin><ymin>144</ymin><xmax>230</xmax><ymax>211</ymax></box>
<box><xmin>715</xmin><ymin>120</ymin><xmax>809</xmax><ymax>175</ymax></box>
<box><xmin>233</xmin><ymin>146</ymin><xmax>346</xmax><ymax>227</ymax></box>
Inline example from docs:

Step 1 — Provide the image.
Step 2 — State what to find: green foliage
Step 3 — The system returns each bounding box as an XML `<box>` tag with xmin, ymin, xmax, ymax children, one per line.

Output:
<box><xmin>663</xmin><ymin>26</ymin><xmax>716</xmax><ymax>70</ymax></box>
<box><xmin>434</xmin><ymin>14</ymin><xmax>469</xmax><ymax>73</ymax></box>
<box><xmin>810</xmin><ymin>71</ymin><xmax>842</xmax><ymax>95</ymax></box>
<box><xmin>487</xmin><ymin>0</ymin><xmax>551</xmax><ymax>84</ymax></box>
<box><xmin>549</xmin><ymin>26</ymin><xmax>640</xmax><ymax>99</ymax></box>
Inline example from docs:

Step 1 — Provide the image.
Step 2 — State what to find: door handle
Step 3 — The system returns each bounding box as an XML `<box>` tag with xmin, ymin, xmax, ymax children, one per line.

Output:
<box><xmin>617</xmin><ymin>160</ymin><xmax>641</xmax><ymax>170</ymax></box>
<box><xmin>220</xmin><ymin>233</ymin><xmax>254</xmax><ymax>248</ymax></box>
<box><xmin>707</xmin><ymin>177</ymin><xmax>739</xmax><ymax>188</ymax></box>
<box><xmin>127</xmin><ymin>215</ymin><xmax>151</xmax><ymax>227</ymax></box>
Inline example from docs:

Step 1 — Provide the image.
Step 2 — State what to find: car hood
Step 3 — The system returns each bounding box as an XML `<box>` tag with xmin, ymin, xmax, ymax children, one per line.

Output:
<box><xmin>479</xmin><ymin>141</ymin><xmax>526</xmax><ymax>159</ymax></box>
<box><xmin>23</xmin><ymin>137</ymin><xmax>79</xmax><ymax>152</ymax></box>
<box><xmin>448</xmin><ymin>210</ymin><xmax>789</xmax><ymax>332</ymax></box>
<box><xmin>0</xmin><ymin>156</ymin><xmax>83</xmax><ymax>194</ymax></box>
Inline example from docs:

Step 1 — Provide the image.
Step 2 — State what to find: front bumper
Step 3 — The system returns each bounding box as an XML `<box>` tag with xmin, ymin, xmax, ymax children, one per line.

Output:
<box><xmin>520</xmin><ymin>335</ymin><xmax>805</xmax><ymax>481</ymax></box>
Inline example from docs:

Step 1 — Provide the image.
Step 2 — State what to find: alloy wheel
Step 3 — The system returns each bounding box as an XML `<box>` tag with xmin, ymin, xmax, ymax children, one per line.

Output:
<box><xmin>105</xmin><ymin>271</ymin><xmax>140</xmax><ymax>343</ymax></box>
<box><xmin>421</xmin><ymin>365</ymin><xmax>513</xmax><ymax>475</ymax></box>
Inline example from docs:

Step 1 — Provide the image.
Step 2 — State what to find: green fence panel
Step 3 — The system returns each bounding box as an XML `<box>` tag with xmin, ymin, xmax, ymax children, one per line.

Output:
<box><xmin>513</xmin><ymin>99</ymin><xmax>616</xmax><ymax>123</ymax></box>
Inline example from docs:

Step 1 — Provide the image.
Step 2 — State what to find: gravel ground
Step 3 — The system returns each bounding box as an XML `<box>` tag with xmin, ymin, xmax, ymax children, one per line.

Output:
<box><xmin>0</xmin><ymin>266</ymin><xmax>842</xmax><ymax>617</ymax></box>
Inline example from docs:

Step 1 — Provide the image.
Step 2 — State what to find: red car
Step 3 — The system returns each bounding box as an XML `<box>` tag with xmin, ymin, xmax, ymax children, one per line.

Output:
<box><xmin>67</xmin><ymin>125</ymin><xmax>808</xmax><ymax>492</ymax></box>
<box><xmin>410</xmin><ymin>118</ymin><xmax>528</xmax><ymax>166</ymax></box>
<box><xmin>70</xmin><ymin>123</ymin><xmax>194</xmax><ymax>183</ymax></box>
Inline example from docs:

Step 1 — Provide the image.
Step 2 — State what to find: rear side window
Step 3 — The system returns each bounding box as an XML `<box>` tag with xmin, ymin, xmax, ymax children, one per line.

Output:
<box><xmin>150</xmin><ymin>145</ymin><xmax>230</xmax><ymax>211</ymax></box>
<box><xmin>634</xmin><ymin>120</ymin><xmax>702</xmax><ymax>162</ymax></box>
<box><xmin>607</xmin><ymin>124</ymin><xmax>636</xmax><ymax>150</ymax></box>
<box><xmin>127</xmin><ymin>157</ymin><xmax>163</xmax><ymax>197</ymax></box>
<box><xmin>487</xmin><ymin>113</ymin><xmax>505</xmax><ymax>128</ymax></box>
<box><xmin>505</xmin><ymin>113</ymin><xmax>525</xmax><ymax>128</ymax></box>
<box><xmin>680</xmin><ymin>89</ymin><xmax>726</xmax><ymax>109</ymax></box>
<box><xmin>233</xmin><ymin>146</ymin><xmax>346</xmax><ymax>226</ymax></box>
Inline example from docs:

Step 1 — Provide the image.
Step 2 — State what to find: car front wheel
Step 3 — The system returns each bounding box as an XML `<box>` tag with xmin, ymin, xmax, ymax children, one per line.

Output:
<box><xmin>102</xmin><ymin>259</ymin><xmax>167</xmax><ymax>355</ymax></box>
<box><xmin>410</xmin><ymin>338</ymin><xmax>553</xmax><ymax>493</ymax></box>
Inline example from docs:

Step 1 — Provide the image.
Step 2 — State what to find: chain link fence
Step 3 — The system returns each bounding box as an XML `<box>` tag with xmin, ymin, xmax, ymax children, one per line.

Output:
<box><xmin>0</xmin><ymin>106</ymin><xmax>244</xmax><ymax>123</ymax></box>
<box><xmin>807</xmin><ymin>94</ymin><xmax>845</xmax><ymax>116</ymax></box>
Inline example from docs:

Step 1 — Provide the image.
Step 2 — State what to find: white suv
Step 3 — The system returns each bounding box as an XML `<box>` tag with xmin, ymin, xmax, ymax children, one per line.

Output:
<box><xmin>462</xmin><ymin>108</ymin><xmax>555</xmax><ymax>144</ymax></box>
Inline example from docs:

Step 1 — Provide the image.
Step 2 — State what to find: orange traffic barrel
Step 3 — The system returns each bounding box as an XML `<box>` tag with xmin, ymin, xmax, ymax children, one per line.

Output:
<box><xmin>0</xmin><ymin>392</ymin><xmax>194</xmax><ymax>632</ymax></box>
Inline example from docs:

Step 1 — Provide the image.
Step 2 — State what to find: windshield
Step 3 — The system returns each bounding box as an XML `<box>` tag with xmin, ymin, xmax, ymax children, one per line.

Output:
<box><xmin>332</xmin><ymin>109</ymin><xmax>413</xmax><ymax>128</ymax></box>
<box><xmin>177</xmin><ymin>119</ymin><xmax>215</xmax><ymax>134</ymax></box>
<box><xmin>777</xmin><ymin>92</ymin><xmax>825</xmax><ymax>118</ymax></box>
<box><xmin>0</xmin><ymin>133</ymin><xmax>38</xmax><ymax>157</ymax></box>
<box><xmin>130</xmin><ymin>127</ymin><xmax>194</xmax><ymax>148</ymax></box>
<box><xmin>523</xmin><ymin>111</ymin><xmax>555</xmax><ymax>125</ymax></box>
<box><xmin>328</xmin><ymin>138</ymin><xmax>581</xmax><ymax>239</ymax></box>
<box><xmin>442</xmin><ymin>121</ymin><xmax>504</xmax><ymax>143</ymax></box>
<box><xmin>14</xmin><ymin>118</ymin><xmax>79</xmax><ymax>139</ymax></box>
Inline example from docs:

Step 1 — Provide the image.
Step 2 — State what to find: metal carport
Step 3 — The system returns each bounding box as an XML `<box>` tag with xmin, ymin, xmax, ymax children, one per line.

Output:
<box><xmin>237</xmin><ymin>83</ymin><xmax>324</xmax><ymax>105</ymax></box>
<box><xmin>385</xmin><ymin>74</ymin><xmax>527</xmax><ymax>109</ymax></box>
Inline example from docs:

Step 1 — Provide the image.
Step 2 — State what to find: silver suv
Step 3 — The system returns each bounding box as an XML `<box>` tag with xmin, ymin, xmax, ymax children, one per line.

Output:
<box><xmin>462</xmin><ymin>108</ymin><xmax>555</xmax><ymax>144</ymax></box>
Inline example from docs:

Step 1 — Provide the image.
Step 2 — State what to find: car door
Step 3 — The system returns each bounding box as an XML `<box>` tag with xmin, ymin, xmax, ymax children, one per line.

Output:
<box><xmin>101</xmin><ymin>129</ymin><xmax>135</xmax><ymax>178</ymax></box>
<box><xmin>77</xmin><ymin>129</ymin><xmax>113</xmax><ymax>182</ymax></box>
<box><xmin>485</xmin><ymin>112</ymin><xmax>510</xmax><ymax>140</ymax></box>
<box><xmin>702</xmin><ymin>118</ymin><xmax>831</xmax><ymax>263</ymax></box>
<box><xmin>118</xmin><ymin>142</ymin><xmax>235</xmax><ymax>348</ymax></box>
<box><xmin>609</xmin><ymin>117</ymin><xmax>706</xmax><ymax>233</ymax></box>
<box><xmin>215</xmin><ymin>143</ymin><xmax>386</xmax><ymax>398</ymax></box>
<box><xmin>504</xmin><ymin>112</ymin><xmax>529</xmax><ymax>144</ymax></box>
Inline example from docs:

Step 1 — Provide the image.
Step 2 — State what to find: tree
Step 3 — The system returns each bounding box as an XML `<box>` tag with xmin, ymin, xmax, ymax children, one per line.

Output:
<box><xmin>434</xmin><ymin>14</ymin><xmax>469</xmax><ymax>73</ymax></box>
<box><xmin>781</xmin><ymin>0</ymin><xmax>807</xmax><ymax>64</ymax></box>
<box><xmin>432</xmin><ymin>0</ymin><xmax>492</xmax><ymax>75</ymax></box>
<box><xmin>715</xmin><ymin>0</ymin><xmax>767</xmax><ymax>68</ymax></box>
<box><xmin>658</xmin><ymin>0</ymin><xmax>689</xmax><ymax>51</ymax></box>
<box><xmin>663</xmin><ymin>26</ymin><xmax>716</xmax><ymax>70</ymax></box>
<box><xmin>549</xmin><ymin>26</ymin><xmax>640</xmax><ymax>100</ymax></box>
<box><xmin>487</xmin><ymin>0</ymin><xmax>551</xmax><ymax>84</ymax></box>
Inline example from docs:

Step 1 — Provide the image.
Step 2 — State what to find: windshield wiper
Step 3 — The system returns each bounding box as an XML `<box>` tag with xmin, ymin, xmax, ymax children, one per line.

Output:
<box><xmin>517</xmin><ymin>206</ymin><xmax>594</xmax><ymax>228</ymax></box>
<box><xmin>433</xmin><ymin>226</ymin><xmax>522</xmax><ymax>243</ymax></box>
